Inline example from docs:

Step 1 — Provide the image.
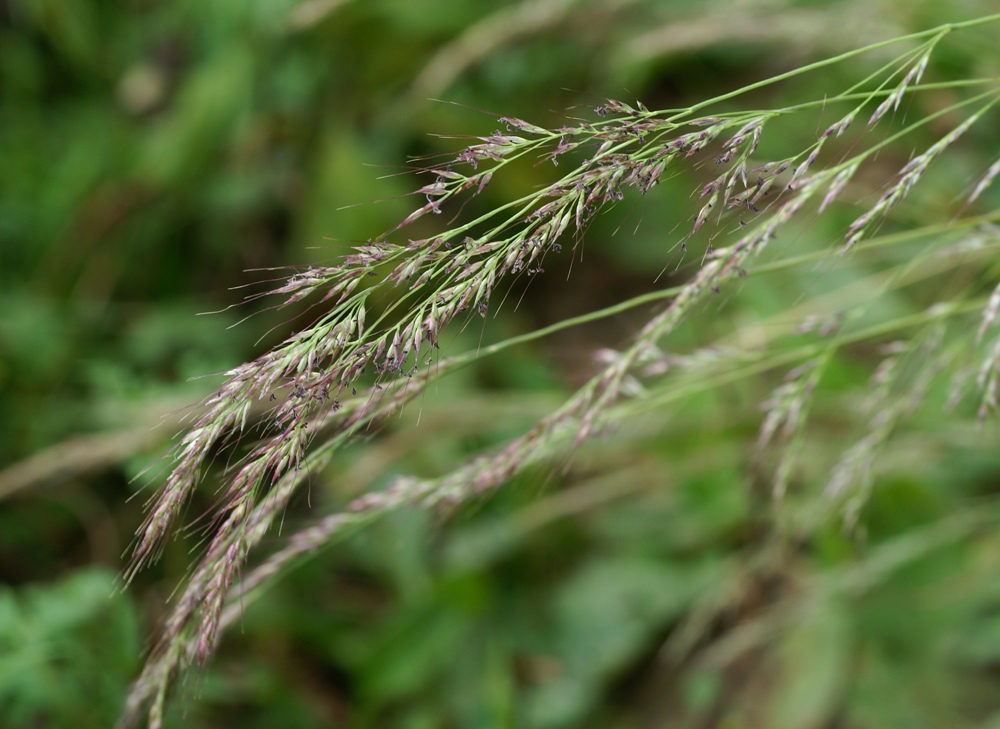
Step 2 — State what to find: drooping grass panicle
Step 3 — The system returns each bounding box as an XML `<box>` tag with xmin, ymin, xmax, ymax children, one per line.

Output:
<box><xmin>121</xmin><ymin>16</ymin><xmax>1000</xmax><ymax>727</ymax></box>
<box><xmin>826</xmin><ymin>323</ymin><xmax>948</xmax><ymax>528</ymax></box>
<box><xmin>756</xmin><ymin>358</ymin><xmax>823</xmax><ymax>501</ymax></box>
<box><xmin>974</xmin><ymin>281</ymin><xmax>1000</xmax><ymax>424</ymax></box>
<box><xmin>123</xmin><ymin>104</ymin><xmax>783</xmax><ymax>574</ymax></box>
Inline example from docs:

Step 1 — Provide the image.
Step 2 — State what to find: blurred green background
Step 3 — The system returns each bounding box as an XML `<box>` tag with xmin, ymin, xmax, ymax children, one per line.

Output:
<box><xmin>4</xmin><ymin>1</ymin><xmax>1000</xmax><ymax>727</ymax></box>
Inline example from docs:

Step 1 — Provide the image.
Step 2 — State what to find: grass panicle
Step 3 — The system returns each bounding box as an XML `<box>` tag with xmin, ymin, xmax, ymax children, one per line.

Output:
<box><xmin>120</xmin><ymin>15</ymin><xmax>1000</xmax><ymax>728</ymax></box>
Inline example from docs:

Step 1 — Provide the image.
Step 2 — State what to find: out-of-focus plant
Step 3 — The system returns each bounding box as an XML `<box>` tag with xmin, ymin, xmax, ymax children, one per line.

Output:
<box><xmin>117</xmin><ymin>14</ymin><xmax>1000</xmax><ymax>728</ymax></box>
<box><xmin>0</xmin><ymin>569</ymin><xmax>140</xmax><ymax>727</ymax></box>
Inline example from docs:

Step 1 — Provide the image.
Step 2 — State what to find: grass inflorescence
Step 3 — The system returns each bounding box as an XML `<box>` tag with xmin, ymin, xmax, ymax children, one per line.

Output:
<box><xmin>120</xmin><ymin>14</ymin><xmax>1000</xmax><ymax>727</ymax></box>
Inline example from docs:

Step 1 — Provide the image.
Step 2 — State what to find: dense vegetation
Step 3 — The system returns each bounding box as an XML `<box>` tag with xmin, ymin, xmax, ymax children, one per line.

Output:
<box><xmin>3</xmin><ymin>2</ymin><xmax>1000</xmax><ymax>727</ymax></box>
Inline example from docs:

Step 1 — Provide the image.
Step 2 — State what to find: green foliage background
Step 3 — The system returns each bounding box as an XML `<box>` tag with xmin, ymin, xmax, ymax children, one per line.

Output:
<box><xmin>3</xmin><ymin>1</ymin><xmax>1000</xmax><ymax>727</ymax></box>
